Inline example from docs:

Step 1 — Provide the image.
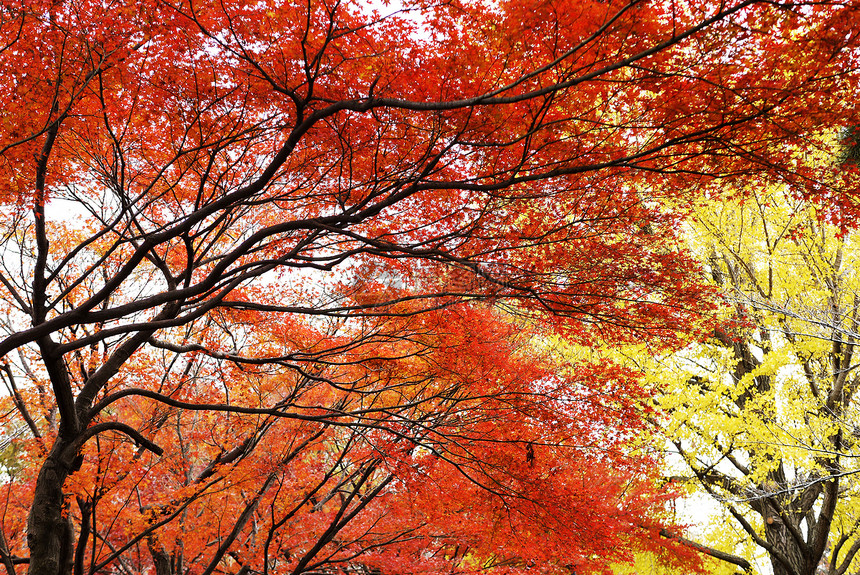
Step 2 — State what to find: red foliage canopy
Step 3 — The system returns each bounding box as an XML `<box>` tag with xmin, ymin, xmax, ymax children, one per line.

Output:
<box><xmin>0</xmin><ymin>0</ymin><xmax>856</xmax><ymax>574</ymax></box>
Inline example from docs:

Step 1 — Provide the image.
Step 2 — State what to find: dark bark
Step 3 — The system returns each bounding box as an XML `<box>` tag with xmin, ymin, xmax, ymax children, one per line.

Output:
<box><xmin>72</xmin><ymin>498</ymin><xmax>90</xmax><ymax>575</ymax></box>
<box><xmin>146</xmin><ymin>538</ymin><xmax>173</xmax><ymax>575</ymax></box>
<box><xmin>0</xmin><ymin>528</ymin><xmax>17</xmax><ymax>575</ymax></box>
<box><xmin>762</xmin><ymin>511</ymin><xmax>805</xmax><ymax>575</ymax></box>
<box><xmin>26</xmin><ymin>441</ymin><xmax>75</xmax><ymax>575</ymax></box>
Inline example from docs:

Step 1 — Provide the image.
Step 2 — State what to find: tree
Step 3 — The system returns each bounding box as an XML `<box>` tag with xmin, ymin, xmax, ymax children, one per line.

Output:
<box><xmin>4</xmin><ymin>297</ymin><xmax>690</xmax><ymax>575</ymax></box>
<box><xmin>0</xmin><ymin>0</ymin><xmax>858</xmax><ymax>574</ymax></box>
<box><xmin>649</xmin><ymin>167</ymin><xmax>860</xmax><ymax>575</ymax></box>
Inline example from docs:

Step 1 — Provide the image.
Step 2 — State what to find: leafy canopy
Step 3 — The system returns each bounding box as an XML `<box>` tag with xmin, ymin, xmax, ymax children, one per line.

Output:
<box><xmin>0</xmin><ymin>1</ymin><xmax>858</xmax><ymax>574</ymax></box>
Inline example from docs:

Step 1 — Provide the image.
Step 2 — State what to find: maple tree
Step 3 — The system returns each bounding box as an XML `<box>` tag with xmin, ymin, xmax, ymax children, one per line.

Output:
<box><xmin>5</xmin><ymin>298</ymin><xmax>687</xmax><ymax>575</ymax></box>
<box><xmin>0</xmin><ymin>0</ymin><xmax>859</xmax><ymax>574</ymax></box>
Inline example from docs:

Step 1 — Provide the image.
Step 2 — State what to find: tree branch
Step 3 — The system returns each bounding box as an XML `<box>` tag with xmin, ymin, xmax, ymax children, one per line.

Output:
<box><xmin>658</xmin><ymin>528</ymin><xmax>752</xmax><ymax>572</ymax></box>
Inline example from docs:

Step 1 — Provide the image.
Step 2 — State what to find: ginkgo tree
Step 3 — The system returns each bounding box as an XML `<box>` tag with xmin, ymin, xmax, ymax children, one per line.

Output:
<box><xmin>647</xmin><ymin>159</ymin><xmax>860</xmax><ymax>575</ymax></box>
<box><xmin>0</xmin><ymin>0</ymin><xmax>859</xmax><ymax>574</ymax></box>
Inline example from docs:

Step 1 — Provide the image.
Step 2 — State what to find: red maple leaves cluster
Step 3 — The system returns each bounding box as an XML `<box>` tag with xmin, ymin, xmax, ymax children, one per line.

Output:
<box><xmin>0</xmin><ymin>0</ymin><xmax>857</xmax><ymax>573</ymax></box>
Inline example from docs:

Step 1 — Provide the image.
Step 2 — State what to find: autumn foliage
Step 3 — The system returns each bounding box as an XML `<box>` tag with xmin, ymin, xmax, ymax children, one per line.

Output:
<box><xmin>4</xmin><ymin>298</ymin><xmax>687</xmax><ymax>575</ymax></box>
<box><xmin>0</xmin><ymin>0</ymin><xmax>858</xmax><ymax>574</ymax></box>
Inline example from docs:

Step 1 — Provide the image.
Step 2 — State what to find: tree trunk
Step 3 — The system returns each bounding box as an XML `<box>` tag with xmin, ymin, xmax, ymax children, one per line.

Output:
<box><xmin>27</xmin><ymin>440</ymin><xmax>75</xmax><ymax>575</ymax></box>
<box><xmin>765</xmin><ymin>517</ymin><xmax>808</xmax><ymax>575</ymax></box>
<box><xmin>147</xmin><ymin>538</ymin><xmax>174</xmax><ymax>575</ymax></box>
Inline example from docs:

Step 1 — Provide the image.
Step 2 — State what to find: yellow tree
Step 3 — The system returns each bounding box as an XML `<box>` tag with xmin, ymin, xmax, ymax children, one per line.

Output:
<box><xmin>651</xmin><ymin>175</ymin><xmax>860</xmax><ymax>575</ymax></box>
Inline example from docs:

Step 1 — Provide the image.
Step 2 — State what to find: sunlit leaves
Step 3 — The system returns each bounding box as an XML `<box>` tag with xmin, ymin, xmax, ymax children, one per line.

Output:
<box><xmin>2</xmin><ymin>0</ymin><xmax>860</xmax><ymax>573</ymax></box>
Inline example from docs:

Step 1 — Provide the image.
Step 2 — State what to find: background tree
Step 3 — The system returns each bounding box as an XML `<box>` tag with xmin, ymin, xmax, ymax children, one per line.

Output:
<box><xmin>0</xmin><ymin>0</ymin><xmax>858</xmax><ymax>574</ymax></box>
<box><xmin>650</xmin><ymin>162</ymin><xmax>860</xmax><ymax>575</ymax></box>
